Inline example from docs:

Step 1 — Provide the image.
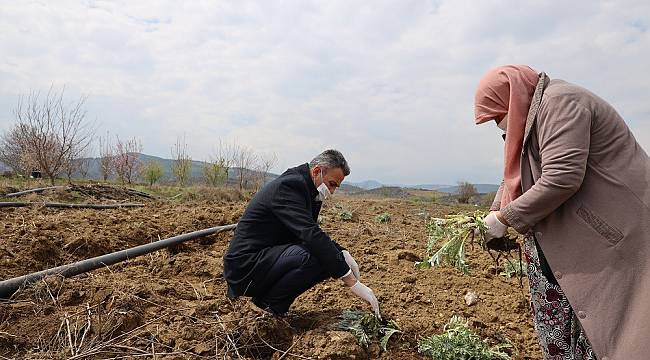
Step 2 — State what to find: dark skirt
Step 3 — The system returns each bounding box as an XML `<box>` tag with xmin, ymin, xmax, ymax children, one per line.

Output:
<box><xmin>524</xmin><ymin>235</ymin><xmax>597</xmax><ymax>360</ymax></box>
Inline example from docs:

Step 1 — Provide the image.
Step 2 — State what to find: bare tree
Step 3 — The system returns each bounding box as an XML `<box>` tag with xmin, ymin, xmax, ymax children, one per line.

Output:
<box><xmin>98</xmin><ymin>131</ymin><xmax>114</xmax><ymax>182</ymax></box>
<box><xmin>171</xmin><ymin>135</ymin><xmax>192</xmax><ymax>187</ymax></box>
<box><xmin>63</xmin><ymin>153</ymin><xmax>81</xmax><ymax>183</ymax></box>
<box><xmin>232</xmin><ymin>143</ymin><xmax>258</xmax><ymax>191</ymax></box>
<box><xmin>457</xmin><ymin>181</ymin><xmax>478</xmax><ymax>204</ymax></box>
<box><xmin>9</xmin><ymin>87</ymin><xmax>93</xmax><ymax>185</ymax></box>
<box><xmin>255</xmin><ymin>151</ymin><xmax>277</xmax><ymax>189</ymax></box>
<box><xmin>113</xmin><ymin>136</ymin><xmax>142</xmax><ymax>185</ymax></box>
<box><xmin>76</xmin><ymin>157</ymin><xmax>91</xmax><ymax>179</ymax></box>
<box><xmin>63</xmin><ymin>144</ymin><xmax>92</xmax><ymax>183</ymax></box>
<box><xmin>0</xmin><ymin>124</ymin><xmax>33</xmax><ymax>176</ymax></box>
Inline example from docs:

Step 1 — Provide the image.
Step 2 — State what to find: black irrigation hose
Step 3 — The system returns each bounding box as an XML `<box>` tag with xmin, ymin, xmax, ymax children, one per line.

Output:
<box><xmin>45</xmin><ymin>202</ymin><xmax>144</xmax><ymax>209</ymax></box>
<box><xmin>0</xmin><ymin>202</ymin><xmax>29</xmax><ymax>208</ymax></box>
<box><xmin>4</xmin><ymin>186</ymin><xmax>65</xmax><ymax>198</ymax></box>
<box><xmin>126</xmin><ymin>188</ymin><xmax>156</xmax><ymax>199</ymax></box>
<box><xmin>0</xmin><ymin>223</ymin><xmax>238</xmax><ymax>299</ymax></box>
<box><xmin>0</xmin><ymin>202</ymin><xmax>145</xmax><ymax>209</ymax></box>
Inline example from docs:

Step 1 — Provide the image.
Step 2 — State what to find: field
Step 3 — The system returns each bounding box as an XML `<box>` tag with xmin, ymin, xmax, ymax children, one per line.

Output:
<box><xmin>0</xmin><ymin>183</ymin><xmax>541</xmax><ymax>359</ymax></box>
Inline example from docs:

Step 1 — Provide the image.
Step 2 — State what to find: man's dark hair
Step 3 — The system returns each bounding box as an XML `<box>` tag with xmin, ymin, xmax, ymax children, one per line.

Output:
<box><xmin>309</xmin><ymin>149</ymin><xmax>350</xmax><ymax>176</ymax></box>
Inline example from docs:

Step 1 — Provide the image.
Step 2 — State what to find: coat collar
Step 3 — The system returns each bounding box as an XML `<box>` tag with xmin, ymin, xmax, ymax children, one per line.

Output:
<box><xmin>523</xmin><ymin>72</ymin><xmax>550</xmax><ymax>148</ymax></box>
<box><xmin>297</xmin><ymin>163</ymin><xmax>319</xmax><ymax>198</ymax></box>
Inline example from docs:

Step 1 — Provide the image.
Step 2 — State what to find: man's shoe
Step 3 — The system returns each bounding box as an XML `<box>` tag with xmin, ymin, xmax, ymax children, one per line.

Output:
<box><xmin>251</xmin><ymin>298</ymin><xmax>289</xmax><ymax>317</ymax></box>
<box><xmin>226</xmin><ymin>285</ymin><xmax>238</xmax><ymax>299</ymax></box>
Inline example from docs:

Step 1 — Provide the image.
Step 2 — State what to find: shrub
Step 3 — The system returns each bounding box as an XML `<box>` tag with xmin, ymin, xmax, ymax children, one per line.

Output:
<box><xmin>375</xmin><ymin>213</ymin><xmax>391</xmax><ymax>223</ymax></box>
<box><xmin>457</xmin><ymin>181</ymin><xmax>477</xmax><ymax>204</ymax></box>
<box><xmin>418</xmin><ymin>315</ymin><xmax>511</xmax><ymax>360</ymax></box>
<box><xmin>171</xmin><ymin>136</ymin><xmax>192</xmax><ymax>187</ymax></box>
<box><xmin>339</xmin><ymin>211</ymin><xmax>353</xmax><ymax>221</ymax></box>
<box><xmin>142</xmin><ymin>161</ymin><xmax>164</xmax><ymax>187</ymax></box>
<box><xmin>203</xmin><ymin>159</ymin><xmax>228</xmax><ymax>187</ymax></box>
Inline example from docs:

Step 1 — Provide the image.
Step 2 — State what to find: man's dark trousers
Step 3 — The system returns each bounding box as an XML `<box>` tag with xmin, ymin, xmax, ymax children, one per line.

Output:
<box><xmin>248</xmin><ymin>244</ymin><xmax>329</xmax><ymax>315</ymax></box>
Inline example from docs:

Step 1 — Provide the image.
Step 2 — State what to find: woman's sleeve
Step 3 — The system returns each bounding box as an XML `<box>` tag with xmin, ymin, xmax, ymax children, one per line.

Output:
<box><xmin>490</xmin><ymin>180</ymin><xmax>504</xmax><ymax>211</ymax></box>
<box><xmin>501</xmin><ymin>95</ymin><xmax>592</xmax><ymax>233</ymax></box>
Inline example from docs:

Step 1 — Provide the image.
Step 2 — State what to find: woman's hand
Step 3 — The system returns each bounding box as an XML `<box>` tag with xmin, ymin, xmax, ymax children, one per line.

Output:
<box><xmin>484</xmin><ymin>211</ymin><xmax>508</xmax><ymax>240</ymax></box>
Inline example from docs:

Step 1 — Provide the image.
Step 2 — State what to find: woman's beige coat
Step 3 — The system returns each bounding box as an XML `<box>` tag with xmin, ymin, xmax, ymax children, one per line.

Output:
<box><xmin>494</xmin><ymin>74</ymin><xmax>650</xmax><ymax>360</ymax></box>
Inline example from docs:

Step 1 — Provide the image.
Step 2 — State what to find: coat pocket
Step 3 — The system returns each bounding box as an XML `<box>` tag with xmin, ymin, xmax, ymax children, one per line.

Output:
<box><xmin>576</xmin><ymin>204</ymin><xmax>624</xmax><ymax>245</ymax></box>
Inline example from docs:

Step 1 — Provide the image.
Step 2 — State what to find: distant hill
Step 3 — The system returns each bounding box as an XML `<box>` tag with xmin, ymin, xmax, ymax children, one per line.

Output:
<box><xmin>348</xmin><ymin>180</ymin><xmax>383</xmax><ymax>190</ymax></box>
<box><xmin>433</xmin><ymin>183</ymin><xmax>500</xmax><ymax>194</ymax></box>
<box><xmin>400</xmin><ymin>184</ymin><xmax>498</xmax><ymax>193</ymax></box>
<box><xmin>338</xmin><ymin>183</ymin><xmax>365</xmax><ymax>193</ymax></box>
<box><xmin>347</xmin><ymin>181</ymin><xmax>500</xmax><ymax>194</ymax></box>
<box><xmin>408</xmin><ymin>184</ymin><xmax>453</xmax><ymax>191</ymax></box>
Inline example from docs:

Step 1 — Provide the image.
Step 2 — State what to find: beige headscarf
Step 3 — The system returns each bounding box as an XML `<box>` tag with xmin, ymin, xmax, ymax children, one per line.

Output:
<box><xmin>474</xmin><ymin>65</ymin><xmax>539</xmax><ymax>208</ymax></box>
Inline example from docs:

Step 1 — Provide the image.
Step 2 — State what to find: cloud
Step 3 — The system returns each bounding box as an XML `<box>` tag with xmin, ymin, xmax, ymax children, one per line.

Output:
<box><xmin>0</xmin><ymin>0</ymin><xmax>648</xmax><ymax>184</ymax></box>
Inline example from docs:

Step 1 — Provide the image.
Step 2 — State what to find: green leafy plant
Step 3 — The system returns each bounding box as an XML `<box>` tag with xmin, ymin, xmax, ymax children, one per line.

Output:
<box><xmin>375</xmin><ymin>213</ymin><xmax>391</xmax><ymax>223</ymax></box>
<box><xmin>416</xmin><ymin>211</ymin><xmax>488</xmax><ymax>274</ymax></box>
<box><xmin>339</xmin><ymin>211</ymin><xmax>354</xmax><ymax>221</ymax></box>
<box><xmin>337</xmin><ymin>310</ymin><xmax>400</xmax><ymax>351</ymax></box>
<box><xmin>500</xmin><ymin>259</ymin><xmax>528</xmax><ymax>279</ymax></box>
<box><xmin>418</xmin><ymin>315</ymin><xmax>512</xmax><ymax>360</ymax></box>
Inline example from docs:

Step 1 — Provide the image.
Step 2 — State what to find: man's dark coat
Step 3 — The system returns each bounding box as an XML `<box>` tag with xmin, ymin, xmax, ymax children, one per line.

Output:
<box><xmin>224</xmin><ymin>163</ymin><xmax>350</xmax><ymax>296</ymax></box>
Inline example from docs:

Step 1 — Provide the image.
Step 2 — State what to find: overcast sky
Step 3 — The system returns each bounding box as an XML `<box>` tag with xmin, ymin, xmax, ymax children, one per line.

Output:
<box><xmin>1</xmin><ymin>1</ymin><xmax>648</xmax><ymax>185</ymax></box>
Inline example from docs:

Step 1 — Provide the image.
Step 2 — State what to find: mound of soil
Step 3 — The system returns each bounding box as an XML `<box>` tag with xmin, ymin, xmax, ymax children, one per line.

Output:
<box><xmin>286</xmin><ymin>330</ymin><xmax>367</xmax><ymax>359</ymax></box>
<box><xmin>1</xmin><ymin>196</ymin><xmax>541</xmax><ymax>359</ymax></box>
<box><xmin>1</xmin><ymin>183</ymin><xmax>155</xmax><ymax>204</ymax></box>
<box><xmin>68</xmin><ymin>184</ymin><xmax>155</xmax><ymax>202</ymax></box>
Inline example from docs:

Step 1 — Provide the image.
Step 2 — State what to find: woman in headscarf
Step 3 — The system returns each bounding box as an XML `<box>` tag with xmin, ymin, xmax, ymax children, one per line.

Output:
<box><xmin>474</xmin><ymin>65</ymin><xmax>650</xmax><ymax>360</ymax></box>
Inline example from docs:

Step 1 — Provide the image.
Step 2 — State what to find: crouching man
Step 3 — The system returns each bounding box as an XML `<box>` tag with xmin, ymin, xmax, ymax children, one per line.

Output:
<box><xmin>223</xmin><ymin>149</ymin><xmax>380</xmax><ymax>317</ymax></box>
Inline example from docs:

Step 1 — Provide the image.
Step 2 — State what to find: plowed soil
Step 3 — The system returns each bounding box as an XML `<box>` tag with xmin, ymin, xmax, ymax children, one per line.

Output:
<box><xmin>0</xmin><ymin>185</ymin><xmax>541</xmax><ymax>359</ymax></box>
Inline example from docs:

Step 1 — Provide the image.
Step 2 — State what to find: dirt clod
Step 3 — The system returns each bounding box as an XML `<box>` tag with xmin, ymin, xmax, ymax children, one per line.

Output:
<box><xmin>397</xmin><ymin>250</ymin><xmax>422</xmax><ymax>262</ymax></box>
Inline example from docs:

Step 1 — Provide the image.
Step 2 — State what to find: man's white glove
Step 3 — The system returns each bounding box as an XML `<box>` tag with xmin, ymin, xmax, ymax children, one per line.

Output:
<box><xmin>349</xmin><ymin>281</ymin><xmax>381</xmax><ymax>318</ymax></box>
<box><xmin>341</xmin><ymin>250</ymin><xmax>360</xmax><ymax>280</ymax></box>
<box><xmin>484</xmin><ymin>212</ymin><xmax>508</xmax><ymax>241</ymax></box>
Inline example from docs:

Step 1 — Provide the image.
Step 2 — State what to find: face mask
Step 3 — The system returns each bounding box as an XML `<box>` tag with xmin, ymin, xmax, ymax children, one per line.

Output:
<box><xmin>316</xmin><ymin>171</ymin><xmax>331</xmax><ymax>201</ymax></box>
<box><xmin>497</xmin><ymin>113</ymin><xmax>508</xmax><ymax>131</ymax></box>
